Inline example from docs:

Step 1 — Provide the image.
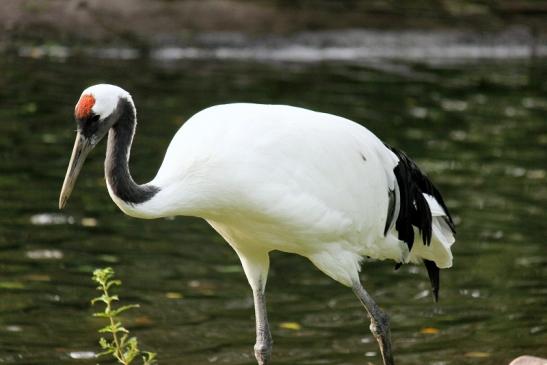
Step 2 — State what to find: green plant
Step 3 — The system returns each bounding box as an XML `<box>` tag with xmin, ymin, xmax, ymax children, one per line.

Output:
<box><xmin>92</xmin><ymin>267</ymin><xmax>157</xmax><ymax>365</ymax></box>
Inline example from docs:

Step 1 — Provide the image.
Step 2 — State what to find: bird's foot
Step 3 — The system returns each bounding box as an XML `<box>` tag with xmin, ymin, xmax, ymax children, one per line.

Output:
<box><xmin>369</xmin><ymin>311</ymin><xmax>394</xmax><ymax>365</ymax></box>
<box><xmin>254</xmin><ymin>338</ymin><xmax>273</xmax><ymax>365</ymax></box>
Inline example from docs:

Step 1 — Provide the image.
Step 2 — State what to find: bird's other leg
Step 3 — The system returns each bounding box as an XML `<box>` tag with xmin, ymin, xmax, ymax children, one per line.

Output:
<box><xmin>234</xmin><ymin>249</ymin><xmax>272</xmax><ymax>365</ymax></box>
<box><xmin>253</xmin><ymin>285</ymin><xmax>272</xmax><ymax>365</ymax></box>
<box><xmin>352</xmin><ymin>279</ymin><xmax>394</xmax><ymax>365</ymax></box>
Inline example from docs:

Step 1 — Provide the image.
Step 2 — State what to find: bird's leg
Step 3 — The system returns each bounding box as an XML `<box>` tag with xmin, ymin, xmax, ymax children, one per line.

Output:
<box><xmin>253</xmin><ymin>286</ymin><xmax>273</xmax><ymax>365</ymax></box>
<box><xmin>352</xmin><ymin>280</ymin><xmax>394</xmax><ymax>365</ymax></box>
<box><xmin>233</xmin><ymin>249</ymin><xmax>272</xmax><ymax>365</ymax></box>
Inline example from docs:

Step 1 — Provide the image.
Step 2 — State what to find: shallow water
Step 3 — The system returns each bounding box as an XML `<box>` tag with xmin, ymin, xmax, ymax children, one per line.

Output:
<box><xmin>0</xmin><ymin>54</ymin><xmax>546</xmax><ymax>365</ymax></box>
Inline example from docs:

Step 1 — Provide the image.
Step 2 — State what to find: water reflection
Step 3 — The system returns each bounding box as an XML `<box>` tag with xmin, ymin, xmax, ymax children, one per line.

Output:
<box><xmin>0</xmin><ymin>55</ymin><xmax>545</xmax><ymax>364</ymax></box>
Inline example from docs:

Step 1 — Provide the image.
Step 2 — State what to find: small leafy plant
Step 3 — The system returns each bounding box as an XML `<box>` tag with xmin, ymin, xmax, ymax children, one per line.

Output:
<box><xmin>92</xmin><ymin>267</ymin><xmax>157</xmax><ymax>365</ymax></box>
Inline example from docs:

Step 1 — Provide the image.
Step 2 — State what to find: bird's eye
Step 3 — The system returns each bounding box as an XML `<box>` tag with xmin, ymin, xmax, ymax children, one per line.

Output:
<box><xmin>90</xmin><ymin>114</ymin><xmax>100</xmax><ymax>122</ymax></box>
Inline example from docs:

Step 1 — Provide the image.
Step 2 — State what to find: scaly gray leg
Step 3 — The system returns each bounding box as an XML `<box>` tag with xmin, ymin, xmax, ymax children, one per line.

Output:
<box><xmin>352</xmin><ymin>280</ymin><xmax>394</xmax><ymax>365</ymax></box>
<box><xmin>253</xmin><ymin>287</ymin><xmax>273</xmax><ymax>365</ymax></box>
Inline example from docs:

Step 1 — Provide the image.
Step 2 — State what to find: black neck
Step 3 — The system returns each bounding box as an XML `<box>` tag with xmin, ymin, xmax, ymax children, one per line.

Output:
<box><xmin>105</xmin><ymin>98</ymin><xmax>159</xmax><ymax>205</ymax></box>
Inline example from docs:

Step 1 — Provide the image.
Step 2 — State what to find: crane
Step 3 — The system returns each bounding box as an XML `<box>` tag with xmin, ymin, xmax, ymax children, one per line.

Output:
<box><xmin>59</xmin><ymin>84</ymin><xmax>456</xmax><ymax>365</ymax></box>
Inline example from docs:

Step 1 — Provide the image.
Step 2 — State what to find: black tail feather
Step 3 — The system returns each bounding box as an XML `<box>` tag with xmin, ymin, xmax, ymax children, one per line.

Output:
<box><xmin>384</xmin><ymin>144</ymin><xmax>456</xmax><ymax>251</ymax></box>
<box><xmin>424</xmin><ymin>259</ymin><xmax>440</xmax><ymax>302</ymax></box>
<box><xmin>385</xmin><ymin>144</ymin><xmax>455</xmax><ymax>301</ymax></box>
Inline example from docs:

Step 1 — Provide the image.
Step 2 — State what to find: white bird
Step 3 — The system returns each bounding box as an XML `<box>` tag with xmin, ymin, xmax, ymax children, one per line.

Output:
<box><xmin>60</xmin><ymin>84</ymin><xmax>456</xmax><ymax>365</ymax></box>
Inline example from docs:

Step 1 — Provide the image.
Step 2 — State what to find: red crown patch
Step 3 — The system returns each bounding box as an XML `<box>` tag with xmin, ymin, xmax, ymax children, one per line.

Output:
<box><xmin>75</xmin><ymin>94</ymin><xmax>95</xmax><ymax>120</ymax></box>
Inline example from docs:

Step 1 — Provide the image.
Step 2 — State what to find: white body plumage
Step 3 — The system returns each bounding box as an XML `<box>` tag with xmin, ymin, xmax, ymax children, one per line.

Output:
<box><xmin>109</xmin><ymin>103</ymin><xmax>455</xmax><ymax>288</ymax></box>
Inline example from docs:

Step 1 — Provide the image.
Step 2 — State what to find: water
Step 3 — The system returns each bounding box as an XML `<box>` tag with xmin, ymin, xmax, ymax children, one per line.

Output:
<box><xmin>0</xmin><ymin>53</ymin><xmax>545</xmax><ymax>365</ymax></box>
<box><xmin>15</xmin><ymin>28</ymin><xmax>547</xmax><ymax>62</ymax></box>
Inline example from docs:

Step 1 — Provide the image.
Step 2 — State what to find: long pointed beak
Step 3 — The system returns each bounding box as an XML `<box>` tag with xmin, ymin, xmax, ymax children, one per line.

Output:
<box><xmin>59</xmin><ymin>132</ymin><xmax>93</xmax><ymax>209</ymax></box>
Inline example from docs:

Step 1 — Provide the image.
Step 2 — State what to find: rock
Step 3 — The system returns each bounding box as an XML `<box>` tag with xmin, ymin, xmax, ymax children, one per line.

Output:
<box><xmin>509</xmin><ymin>356</ymin><xmax>547</xmax><ymax>365</ymax></box>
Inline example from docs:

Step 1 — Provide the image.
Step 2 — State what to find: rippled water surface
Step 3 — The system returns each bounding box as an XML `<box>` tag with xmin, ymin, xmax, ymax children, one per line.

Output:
<box><xmin>0</xmin><ymin>54</ymin><xmax>546</xmax><ymax>364</ymax></box>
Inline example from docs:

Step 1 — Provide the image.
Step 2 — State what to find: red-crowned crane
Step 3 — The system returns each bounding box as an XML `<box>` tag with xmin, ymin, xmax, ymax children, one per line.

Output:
<box><xmin>60</xmin><ymin>84</ymin><xmax>456</xmax><ymax>365</ymax></box>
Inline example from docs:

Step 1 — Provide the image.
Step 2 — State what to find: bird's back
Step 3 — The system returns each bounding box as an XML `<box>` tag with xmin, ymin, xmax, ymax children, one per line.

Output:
<box><xmin>154</xmin><ymin>104</ymin><xmax>392</xmax><ymax>230</ymax></box>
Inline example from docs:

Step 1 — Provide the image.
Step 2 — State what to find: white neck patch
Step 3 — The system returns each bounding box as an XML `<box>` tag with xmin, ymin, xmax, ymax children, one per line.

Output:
<box><xmin>80</xmin><ymin>84</ymin><xmax>133</xmax><ymax>119</ymax></box>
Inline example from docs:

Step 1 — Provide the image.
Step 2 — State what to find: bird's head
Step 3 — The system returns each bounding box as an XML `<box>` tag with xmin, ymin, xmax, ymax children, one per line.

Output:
<box><xmin>59</xmin><ymin>84</ymin><xmax>132</xmax><ymax>209</ymax></box>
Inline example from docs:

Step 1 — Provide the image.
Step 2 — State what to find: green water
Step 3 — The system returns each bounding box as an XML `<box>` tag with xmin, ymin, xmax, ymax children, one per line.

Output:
<box><xmin>0</xmin><ymin>55</ymin><xmax>546</xmax><ymax>365</ymax></box>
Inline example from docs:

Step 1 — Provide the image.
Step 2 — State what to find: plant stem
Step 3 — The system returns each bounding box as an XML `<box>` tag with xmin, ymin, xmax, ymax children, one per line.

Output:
<box><xmin>102</xmin><ymin>284</ymin><xmax>126</xmax><ymax>364</ymax></box>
